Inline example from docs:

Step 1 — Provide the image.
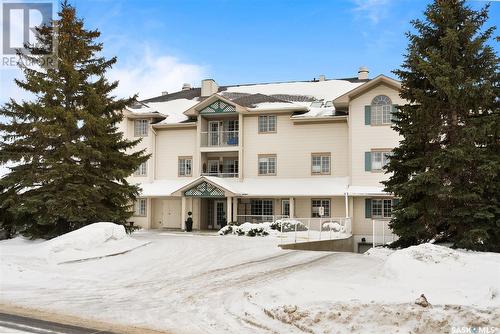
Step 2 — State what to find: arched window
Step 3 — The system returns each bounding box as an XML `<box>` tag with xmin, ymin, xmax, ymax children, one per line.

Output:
<box><xmin>371</xmin><ymin>95</ymin><xmax>392</xmax><ymax>125</ymax></box>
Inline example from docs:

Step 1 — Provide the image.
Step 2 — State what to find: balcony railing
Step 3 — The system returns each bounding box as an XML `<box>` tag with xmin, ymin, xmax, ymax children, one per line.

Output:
<box><xmin>201</xmin><ymin>131</ymin><xmax>239</xmax><ymax>147</ymax></box>
<box><xmin>201</xmin><ymin>172</ymin><xmax>238</xmax><ymax>178</ymax></box>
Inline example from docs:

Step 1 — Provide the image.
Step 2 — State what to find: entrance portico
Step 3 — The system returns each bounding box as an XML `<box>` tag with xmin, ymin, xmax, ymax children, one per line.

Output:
<box><xmin>174</xmin><ymin>178</ymin><xmax>237</xmax><ymax>230</ymax></box>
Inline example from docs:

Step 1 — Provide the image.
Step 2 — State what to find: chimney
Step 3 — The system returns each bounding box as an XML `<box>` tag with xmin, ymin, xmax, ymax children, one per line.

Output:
<box><xmin>201</xmin><ymin>79</ymin><xmax>219</xmax><ymax>97</ymax></box>
<box><xmin>182</xmin><ymin>83</ymin><xmax>191</xmax><ymax>91</ymax></box>
<box><xmin>161</xmin><ymin>91</ymin><xmax>168</xmax><ymax>96</ymax></box>
<box><xmin>319</xmin><ymin>74</ymin><xmax>326</xmax><ymax>81</ymax></box>
<box><xmin>358</xmin><ymin>66</ymin><xmax>369</xmax><ymax>80</ymax></box>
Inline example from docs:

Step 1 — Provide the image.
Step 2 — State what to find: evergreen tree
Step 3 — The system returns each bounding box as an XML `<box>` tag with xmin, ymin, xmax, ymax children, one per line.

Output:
<box><xmin>0</xmin><ymin>2</ymin><xmax>148</xmax><ymax>238</ymax></box>
<box><xmin>384</xmin><ymin>0</ymin><xmax>500</xmax><ymax>251</ymax></box>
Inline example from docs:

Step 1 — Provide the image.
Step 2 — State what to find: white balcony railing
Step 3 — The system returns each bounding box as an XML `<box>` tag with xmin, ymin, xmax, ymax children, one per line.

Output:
<box><xmin>201</xmin><ymin>131</ymin><xmax>239</xmax><ymax>147</ymax></box>
<box><xmin>201</xmin><ymin>172</ymin><xmax>238</xmax><ymax>178</ymax></box>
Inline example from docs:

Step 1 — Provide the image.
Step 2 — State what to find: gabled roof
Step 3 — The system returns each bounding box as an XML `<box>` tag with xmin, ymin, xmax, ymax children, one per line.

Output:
<box><xmin>333</xmin><ymin>75</ymin><xmax>401</xmax><ymax>108</ymax></box>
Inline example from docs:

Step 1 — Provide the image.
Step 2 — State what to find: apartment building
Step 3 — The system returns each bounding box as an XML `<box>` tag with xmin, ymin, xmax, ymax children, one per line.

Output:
<box><xmin>119</xmin><ymin>67</ymin><xmax>403</xmax><ymax>251</ymax></box>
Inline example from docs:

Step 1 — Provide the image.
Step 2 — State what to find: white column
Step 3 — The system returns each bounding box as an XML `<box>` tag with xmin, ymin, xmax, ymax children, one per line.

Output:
<box><xmin>227</xmin><ymin>196</ymin><xmax>232</xmax><ymax>225</ymax></box>
<box><xmin>344</xmin><ymin>192</ymin><xmax>349</xmax><ymax>218</ymax></box>
<box><xmin>289</xmin><ymin>197</ymin><xmax>295</xmax><ymax>218</ymax></box>
<box><xmin>181</xmin><ymin>196</ymin><xmax>186</xmax><ymax>230</ymax></box>
<box><xmin>232</xmin><ymin>197</ymin><xmax>238</xmax><ymax>222</ymax></box>
<box><xmin>147</xmin><ymin>198</ymin><xmax>153</xmax><ymax>229</ymax></box>
<box><xmin>238</xmin><ymin>113</ymin><xmax>243</xmax><ymax>180</ymax></box>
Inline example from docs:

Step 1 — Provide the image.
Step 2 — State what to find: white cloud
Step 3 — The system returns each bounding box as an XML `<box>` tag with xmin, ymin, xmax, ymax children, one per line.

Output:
<box><xmin>0</xmin><ymin>67</ymin><xmax>35</xmax><ymax>105</ymax></box>
<box><xmin>352</xmin><ymin>0</ymin><xmax>390</xmax><ymax>24</ymax></box>
<box><xmin>107</xmin><ymin>45</ymin><xmax>206</xmax><ymax>100</ymax></box>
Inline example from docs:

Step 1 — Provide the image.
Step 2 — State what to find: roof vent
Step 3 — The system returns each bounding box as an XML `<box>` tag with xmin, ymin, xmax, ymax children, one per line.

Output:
<box><xmin>161</xmin><ymin>91</ymin><xmax>168</xmax><ymax>96</ymax></box>
<box><xmin>201</xmin><ymin>79</ymin><xmax>218</xmax><ymax>97</ymax></box>
<box><xmin>182</xmin><ymin>83</ymin><xmax>191</xmax><ymax>91</ymax></box>
<box><xmin>358</xmin><ymin>66</ymin><xmax>369</xmax><ymax>80</ymax></box>
<box><xmin>319</xmin><ymin>74</ymin><xmax>326</xmax><ymax>81</ymax></box>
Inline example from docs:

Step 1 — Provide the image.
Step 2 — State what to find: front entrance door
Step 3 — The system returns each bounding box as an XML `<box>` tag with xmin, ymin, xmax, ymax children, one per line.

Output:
<box><xmin>214</xmin><ymin>200</ymin><xmax>226</xmax><ymax>229</ymax></box>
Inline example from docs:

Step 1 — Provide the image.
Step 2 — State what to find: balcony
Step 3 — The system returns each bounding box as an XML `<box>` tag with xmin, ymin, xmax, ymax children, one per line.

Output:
<box><xmin>201</xmin><ymin>131</ymin><xmax>239</xmax><ymax>148</ymax></box>
<box><xmin>201</xmin><ymin>172</ymin><xmax>238</xmax><ymax>178</ymax></box>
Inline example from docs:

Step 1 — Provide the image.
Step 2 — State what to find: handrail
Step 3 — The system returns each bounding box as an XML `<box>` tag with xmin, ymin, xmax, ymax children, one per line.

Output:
<box><xmin>201</xmin><ymin>131</ymin><xmax>239</xmax><ymax>147</ymax></box>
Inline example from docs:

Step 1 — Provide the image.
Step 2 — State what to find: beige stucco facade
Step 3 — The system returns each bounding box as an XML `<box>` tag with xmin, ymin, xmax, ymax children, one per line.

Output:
<box><xmin>121</xmin><ymin>75</ymin><xmax>403</xmax><ymax>252</ymax></box>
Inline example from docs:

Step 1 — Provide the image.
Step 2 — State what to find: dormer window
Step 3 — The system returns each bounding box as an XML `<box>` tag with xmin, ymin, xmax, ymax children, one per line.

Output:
<box><xmin>134</xmin><ymin>119</ymin><xmax>149</xmax><ymax>137</ymax></box>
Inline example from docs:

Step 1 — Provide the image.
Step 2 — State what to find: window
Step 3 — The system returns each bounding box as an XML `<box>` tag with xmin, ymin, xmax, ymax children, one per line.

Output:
<box><xmin>281</xmin><ymin>199</ymin><xmax>290</xmax><ymax>217</ymax></box>
<box><xmin>311</xmin><ymin>153</ymin><xmax>331</xmax><ymax>175</ymax></box>
<box><xmin>134</xmin><ymin>198</ymin><xmax>147</xmax><ymax>216</ymax></box>
<box><xmin>258</xmin><ymin>154</ymin><xmax>277</xmax><ymax>175</ymax></box>
<box><xmin>372</xmin><ymin>199</ymin><xmax>393</xmax><ymax>218</ymax></box>
<box><xmin>178</xmin><ymin>157</ymin><xmax>192</xmax><ymax>177</ymax></box>
<box><xmin>258</xmin><ymin>115</ymin><xmax>277</xmax><ymax>133</ymax></box>
<box><xmin>251</xmin><ymin>199</ymin><xmax>273</xmax><ymax>216</ymax></box>
<box><xmin>134</xmin><ymin>119</ymin><xmax>149</xmax><ymax>137</ymax></box>
<box><xmin>371</xmin><ymin>151</ymin><xmax>391</xmax><ymax>171</ymax></box>
<box><xmin>134</xmin><ymin>161</ymin><xmax>147</xmax><ymax>177</ymax></box>
<box><xmin>311</xmin><ymin>199</ymin><xmax>330</xmax><ymax>217</ymax></box>
<box><xmin>371</xmin><ymin>95</ymin><xmax>392</xmax><ymax>125</ymax></box>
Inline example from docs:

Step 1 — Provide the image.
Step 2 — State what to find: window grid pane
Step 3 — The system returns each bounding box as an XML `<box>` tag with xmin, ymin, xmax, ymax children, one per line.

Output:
<box><xmin>372</xmin><ymin>199</ymin><xmax>383</xmax><ymax>218</ymax></box>
<box><xmin>251</xmin><ymin>199</ymin><xmax>273</xmax><ymax>216</ymax></box>
<box><xmin>179</xmin><ymin>158</ymin><xmax>192</xmax><ymax>176</ymax></box>
<box><xmin>383</xmin><ymin>199</ymin><xmax>392</xmax><ymax>218</ymax></box>
<box><xmin>268</xmin><ymin>115</ymin><xmax>276</xmax><ymax>132</ymax></box>
<box><xmin>259</xmin><ymin>116</ymin><xmax>268</xmax><ymax>132</ymax></box>
<box><xmin>321</xmin><ymin>156</ymin><xmax>330</xmax><ymax>174</ymax></box>
<box><xmin>371</xmin><ymin>95</ymin><xmax>392</xmax><ymax>125</ymax></box>
<box><xmin>135</xmin><ymin>199</ymin><xmax>146</xmax><ymax>216</ymax></box>
<box><xmin>259</xmin><ymin>156</ymin><xmax>276</xmax><ymax>175</ymax></box>
<box><xmin>134</xmin><ymin>119</ymin><xmax>148</xmax><ymax>137</ymax></box>
<box><xmin>312</xmin><ymin>199</ymin><xmax>330</xmax><ymax>217</ymax></box>
<box><xmin>134</xmin><ymin>161</ymin><xmax>147</xmax><ymax>176</ymax></box>
<box><xmin>312</xmin><ymin>156</ymin><xmax>321</xmax><ymax>173</ymax></box>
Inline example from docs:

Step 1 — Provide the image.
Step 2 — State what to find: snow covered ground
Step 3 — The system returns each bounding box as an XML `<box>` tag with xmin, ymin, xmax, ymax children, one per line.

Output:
<box><xmin>1</xmin><ymin>227</ymin><xmax>499</xmax><ymax>334</ymax></box>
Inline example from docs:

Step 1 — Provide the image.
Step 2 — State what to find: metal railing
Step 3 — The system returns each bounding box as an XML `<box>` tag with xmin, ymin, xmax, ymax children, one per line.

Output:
<box><xmin>235</xmin><ymin>215</ymin><xmax>289</xmax><ymax>225</ymax></box>
<box><xmin>201</xmin><ymin>172</ymin><xmax>238</xmax><ymax>178</ymax></box>
<box><xmin>201</xmin><ymin>131</ymin><xmax>239</xmax><ymax>147</ymax></box>
<box><xmin>233</xmin><ymin>215</ymin><xmax>352</xmax><ymax>245</ymax></box>
<box><xmin>277</xmin><ymin>217</ymin><xmax>352</xmax><ymax>244</ymax></box>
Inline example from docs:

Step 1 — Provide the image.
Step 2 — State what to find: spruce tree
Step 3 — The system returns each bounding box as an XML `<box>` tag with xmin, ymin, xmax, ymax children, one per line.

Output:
<box><xmin>384</xmin><ymin>0</ymin><xmax>500</xmax><ymax>251</ymax></box>
<box><xmin>0</xmin><ymin>2</ymin><xmax>148</xmax><ymax>238</ymax></box>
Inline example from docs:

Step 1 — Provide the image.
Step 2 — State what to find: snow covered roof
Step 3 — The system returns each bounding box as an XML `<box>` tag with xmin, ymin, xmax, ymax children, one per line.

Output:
<box><xmin>347</xmin><ymin>186</ymin><xmax>390</xmax><ymax>196</ymax></box>
<box><xmin>138</xmin><ymin>176</ymin><xmax>350</xmax><ymax>197</ymax></box>
<box><xmin>126</xmin><ymin>77</ymin><xmax>367</xmax><ymax>124</ymax></box>
<box><xmin>137</xmin><ymin>179</ymin><xmax>193</xmax><ymax>197</ymax></box>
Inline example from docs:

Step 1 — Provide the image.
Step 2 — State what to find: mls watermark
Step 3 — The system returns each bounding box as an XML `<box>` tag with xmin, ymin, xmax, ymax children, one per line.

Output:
<box><xmin>452</xmin><ymin>326</ymin><xmax>497</xmax><ymax>334</ymax></box>
<box><xmin>1</xmin><ymin>0</ymin><xmax>58</xmax><ymax>69</ymax></box>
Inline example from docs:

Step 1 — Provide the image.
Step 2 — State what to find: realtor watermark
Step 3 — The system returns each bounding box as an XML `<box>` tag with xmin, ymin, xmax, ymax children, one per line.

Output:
<box><xmin>452</xmin><ymin>326</ymin><xmax>497</xmax><ymax>334</ymax></box>
<box><xmin>1</xmin><ymin>0</ymin><xmax>58</xmax><ymax>69</ymax></box>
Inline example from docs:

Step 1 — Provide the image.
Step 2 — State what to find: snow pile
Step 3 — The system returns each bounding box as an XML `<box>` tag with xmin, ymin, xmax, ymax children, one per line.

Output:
<box><xmin>42</xmin><ymin>223</ymin><xmax>149</xmax><ymax>264</ymax></box>
<box><xmin>369</xmin><ymin>243</ymin><xmax>500</xmax><ymax>307</ymax></box>
<box><xmin>218</xmin><ymin>222</ymin><xmax>277</xmax><ymax>237</ymax></box>
<box><xmin>273</xmin><ymin>219</ymin><xmax>308</xmax><ymax>232</ymax></box>
<box><xmin>322</xmin><ymin>221</ymin><xmax>342</xmax><ymax>232</ymax></box>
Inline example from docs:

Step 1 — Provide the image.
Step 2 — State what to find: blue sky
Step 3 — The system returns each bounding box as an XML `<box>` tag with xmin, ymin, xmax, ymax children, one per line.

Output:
<box><xmin>1</xmin><ymin>0</ymin><xmax>499</xmax><ymax>101</ymax></box>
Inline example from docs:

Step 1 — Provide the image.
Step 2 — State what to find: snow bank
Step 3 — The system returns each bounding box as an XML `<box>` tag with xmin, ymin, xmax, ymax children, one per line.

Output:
<box><xmin>45</xmin><ymin>222</ymin><xmax>126</xmax><ymax>254</ymax></box>
<box><xmin>368</xmin><ymin>243</ymin><xmax>500</xmax><ymax>307</ymax></box>
<box><xmin>42</xmin><ymin>223</ymin><xmax>149</xmax><ymax>264</ymax></box>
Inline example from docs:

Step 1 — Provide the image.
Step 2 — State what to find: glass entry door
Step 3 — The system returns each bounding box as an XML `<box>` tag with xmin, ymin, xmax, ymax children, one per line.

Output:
<box><xmin>214</xmin><ymin>200</ymin><xmax>226</xmax><ymax>229</ymax></box>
